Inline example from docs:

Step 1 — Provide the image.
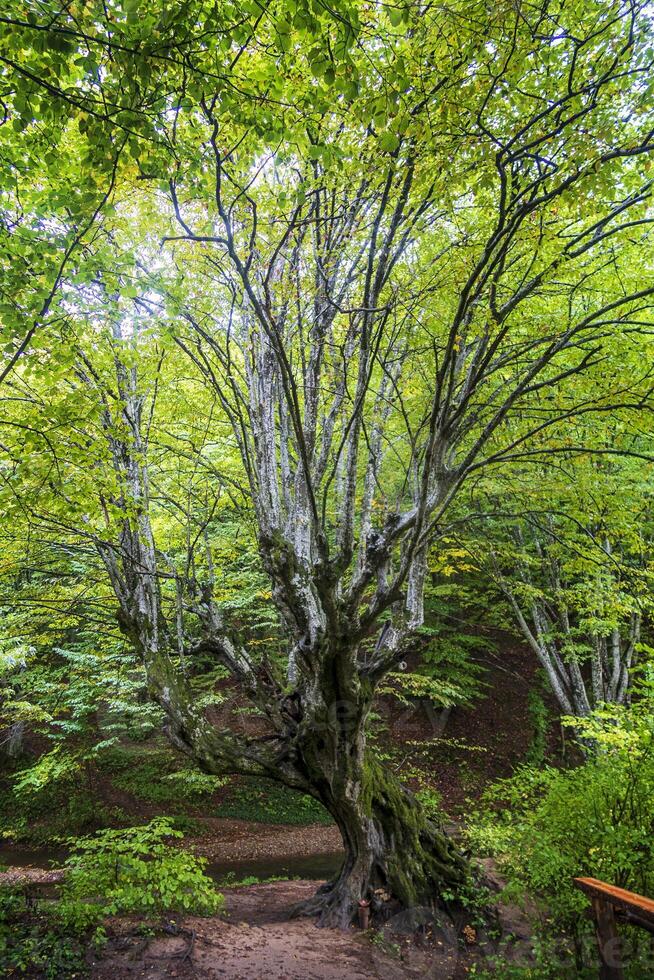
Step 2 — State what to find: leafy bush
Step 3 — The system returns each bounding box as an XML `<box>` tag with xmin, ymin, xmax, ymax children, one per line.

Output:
<box><xmin>101</xmin><ymin>747</ymin><xmax>182</xmax><ymax>803</ymax></box>
<box><xmin>465</xmin><ymin>699</ymin><xmax>654</xmax><ymax>976</ymax></box>
<box><xmin>2</xmin><ymin>749</ymin><xmax>123</xmax><ymax>844</ymax></box>
<box><xmin>102</xmin><ymin>746</ymin><xmax>227</xmax><ymax>805</ymax></box>
<box><xmin>56</xmin><ymin>818</ymin><xmax>224</xmax><ymax>930</ymax></box>
<box><xmin>163</xmin><ymin>768</ymin><xmax>229</xmax><ymax>798</ymax></box>
<box><xmin>414</xmin><ymin>786</ymin><xmax>443</xmax><ymax>820</ymax></box>
<box><xmin>0</xmin><ymin>887</ymin><xmax>87</xmax><ymax>980</ymax></box>
<box><xmin>167</xmin><ymin>814</ymin><xmax>205</xmax><ymax>835</ymax></box>
<box><xmin>13</xmin><ymin>749</ymin><xmax>82</xmax><ymax>798</ymax></box>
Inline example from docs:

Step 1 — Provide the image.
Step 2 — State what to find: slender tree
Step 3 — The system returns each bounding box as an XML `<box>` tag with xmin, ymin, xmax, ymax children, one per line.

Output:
<box><xmin>484</xmin><ymin>452</ymin><xmax>654</xmax><ymax>716</ymax></box>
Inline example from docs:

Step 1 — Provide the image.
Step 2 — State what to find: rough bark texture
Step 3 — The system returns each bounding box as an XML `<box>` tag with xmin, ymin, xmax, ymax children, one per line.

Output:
<box><xmin>293</xmin><ymin>758</ymin><xmax>467</xmax><ymax>927</ymax></box>
<box><xmin>89</xmin><ymin>361</ymin><xmax>469</xmax><ymax>926</ymax></box>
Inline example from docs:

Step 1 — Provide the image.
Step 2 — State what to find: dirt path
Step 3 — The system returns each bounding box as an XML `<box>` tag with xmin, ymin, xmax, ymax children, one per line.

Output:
<box><xmin>0</xmin><ymin>848</ymin><xmax>532</xmax><ymax>977</ymax></box>
<box><xmin>89</xmin><ymin>881</ymin><xmax>465</xmax><ymax>979</ymax></box>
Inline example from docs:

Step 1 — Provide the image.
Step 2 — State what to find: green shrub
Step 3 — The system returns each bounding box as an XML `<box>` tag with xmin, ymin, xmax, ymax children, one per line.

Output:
<box><xmin>2</xmin><ymin>750</ymin><xmax>123</xmax><ymax>844</ymax></box>
<box><xmin>167</xmin><ymin>814</ymin><xmax>205</xmax><ymax>835</ymax></box>
<box><xmin>465</xmin><ymin>701</ymin><xmax>654</xmax><ymax>977</ymax></box>
<box><xmin>0</xmin><ymin>887</ymin><xmax>87</xmax><ymax>980</ymax></box>
<box><xmin>104</xmin><ymin>747</ymin><xmax>227</xmax><ymax>806</ymax></box>
<box><xmin>56</xmin><ymin>817</ymin><xmax>224</xmax><ymax>930</ymax></box>
<box><xmin>13</xmin><ymin>749</ymin><xmax>83</xmax><ymax>799</ymax></box>
<box><xmin>415</xmin><ymin>786</ymin><xmax>443</xmax><ymax>820</ymax></box>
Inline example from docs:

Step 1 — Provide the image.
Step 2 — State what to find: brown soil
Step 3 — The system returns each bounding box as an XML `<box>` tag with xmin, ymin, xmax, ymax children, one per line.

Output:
<box><xmin>385</xmin><ymin>633</ymin><xmax>562</xmax><ymax>811</ymax></box>
<box><xmin>1</xmin><ymin>864</ymin><xmax>535</xmax><ymax>979</ymax></box>
<box><xmin>87</xmin><ymin>880</ymin><xmax>473</xmax><ymax>980</ymax></box>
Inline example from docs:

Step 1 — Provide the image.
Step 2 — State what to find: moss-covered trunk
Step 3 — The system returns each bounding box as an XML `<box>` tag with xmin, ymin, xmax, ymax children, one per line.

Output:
<box><xmin>295</xmin><ymin>747</ymin><xmax>468</xmax><ymax>929</ymax></box>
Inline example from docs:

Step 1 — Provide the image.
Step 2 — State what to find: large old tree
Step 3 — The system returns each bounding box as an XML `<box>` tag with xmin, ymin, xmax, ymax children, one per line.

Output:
<box><xmin>1</xmin><ymin>0</ymin><xmax>653</xmax><ymax>924</ymax></box>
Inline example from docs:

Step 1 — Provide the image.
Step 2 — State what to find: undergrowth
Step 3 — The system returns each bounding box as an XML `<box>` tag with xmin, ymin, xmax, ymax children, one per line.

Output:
<box><xmin>217</xmin><ymin>776</ymin><xmax>332</xmax><ymax>825</ymax></box>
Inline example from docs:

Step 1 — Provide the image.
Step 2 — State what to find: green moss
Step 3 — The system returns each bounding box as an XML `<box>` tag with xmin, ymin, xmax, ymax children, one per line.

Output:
<box><xmin>360</xmin><ymin>756</ymin><xmax>469</xmax><ymax>907</ymax></box>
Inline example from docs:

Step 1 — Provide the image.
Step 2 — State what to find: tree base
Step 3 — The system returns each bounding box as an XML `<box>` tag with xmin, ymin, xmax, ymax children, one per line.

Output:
<box><xmin>290</xmin><ymin>815</ymin><xmax>469</xmax><ymax>930</ymax></box>
<box><xmin>290</xmin><ymin>878</ymin><xmax>355</xmax><ymax>929</ymax></box>
<box><xmin>289</xmin><ymin>743</ymin><xmax>470</xmax><ymax>928</ymax></box>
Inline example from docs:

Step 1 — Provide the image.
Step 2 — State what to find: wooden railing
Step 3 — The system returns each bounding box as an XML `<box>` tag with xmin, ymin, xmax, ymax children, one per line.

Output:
<box><xmin>574</xmin><ymin>876</ymin><xmax>654</xmax><ymax>979</ymax></box>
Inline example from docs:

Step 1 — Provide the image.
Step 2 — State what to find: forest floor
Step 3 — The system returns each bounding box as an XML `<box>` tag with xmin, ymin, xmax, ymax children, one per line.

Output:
<box><xmin>86</xmin><ymin>880</ymin><xmax>432</xmax><ymax>979</ymax></box>
<box><xmin>182</xmin><ymin>816</ymin><xmax>341</xmax><ymax>863</ymax></box>
<box><xmin>0</xmin><ymin>864</ymin><xmax>536</xmax><ymax>978</ymax></box>
<box><xmin>83</xmin><ymin>877</ymin><xmax>527</xmax><ymax>980</ymax></box>
<box><xmin>1</xmin><ymin>635</ymin><xmax>550</xmax><ymax>977</ymax></box>
<box><xmin>0</xmin><ymin>855</ymin><xmax>539</xmax><ymax>979</ymax></box>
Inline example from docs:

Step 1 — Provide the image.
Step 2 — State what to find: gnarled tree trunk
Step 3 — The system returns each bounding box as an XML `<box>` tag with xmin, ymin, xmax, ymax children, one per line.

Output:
<box><xmin>296</xmin><ymin>755</ymin><xmax>467</xmax><ymax>927</ymax></box>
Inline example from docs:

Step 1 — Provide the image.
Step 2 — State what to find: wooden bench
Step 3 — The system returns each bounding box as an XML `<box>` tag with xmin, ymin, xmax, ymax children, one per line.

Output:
<box><xmin>574</xmin><ymin>876</ymin><xmax>654</xmax><ymax>979</ymax></box>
